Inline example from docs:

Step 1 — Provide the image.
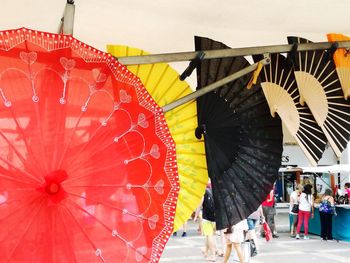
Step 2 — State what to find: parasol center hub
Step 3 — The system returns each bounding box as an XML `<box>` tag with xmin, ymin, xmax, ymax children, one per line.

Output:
<box><xmin>46</xmin><ymin>183</ymin><xmax>60</xmax><ymax>195</ymax></box>
<box><xmin>43</xmin><ymin>169</ymin><xmax>68</xmax><ymax>196</ymax></box>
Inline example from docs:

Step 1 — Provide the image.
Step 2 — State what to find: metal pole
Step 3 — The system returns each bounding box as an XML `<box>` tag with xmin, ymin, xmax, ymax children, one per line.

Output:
<box><xmin>62</xmin><ymin>1</ymin><xmax>75</xmax><ymax>35</ymax></box>
<box><xmin>281</xmin><ymin>173</ymin><xmax>285</xmax><ymax>201</ymax></box>
<box><xmin>337</xmin><ymin>158</ymin><xmax>341</xmax><ymax>188</ymax></box>
<box><xmin>117</xmin><ymin>41</ymin><xmax>350</xmax><ymax>65</ymax></box>
<box><xmin>313</xmin><ymin>173</ymin><xmax>317</xmax><ymax>199</ymax></box>
<box><xmin>162</xmin><ymin>57</ymin><xmax>270</xmax><ymax>112</ymax></box>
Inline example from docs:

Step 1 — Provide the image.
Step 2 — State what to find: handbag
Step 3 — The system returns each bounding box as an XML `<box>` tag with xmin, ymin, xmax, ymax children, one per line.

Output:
<box><xmin>291</xmin><ymin>203</ymin><xmax>299</xmax><ymax>214</ymax></box>
<box><xmin>231</xmin><ymin>241</ymin><xmax>251</xmax><ymax>263</ymax></box>
<box><xmin>263</xmin><ymin>222</ymin><xmax>272</xmax><ymax>241</ymax></box>
<box><xmin>319</xmin><ymin>199</ymin><xmax>334</xmax><ymax>214</ymax></box>
<box><xmin>246</xmin><ymin>239</ymin><xmax>257</xmax><ymax>257</ymax></box>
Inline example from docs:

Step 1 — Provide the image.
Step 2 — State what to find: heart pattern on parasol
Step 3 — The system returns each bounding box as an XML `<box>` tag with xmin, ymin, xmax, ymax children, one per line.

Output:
<box><xmin>107</xmin><ymin>45</ymin><xmax>208</xmax><ymax>232</ymax></box>
<box><xmin>0</xmin><ymin>28</ymin><xmax>179</xmax><ymax>263</ymax></box>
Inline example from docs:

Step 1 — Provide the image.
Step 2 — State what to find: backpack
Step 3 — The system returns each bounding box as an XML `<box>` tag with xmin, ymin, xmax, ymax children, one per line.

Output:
<box><xmin>319</xmin><ymin>199</ymin><xmax>334</xmax><ymax>214</ymax></box>
<box><xmin>203</xmin><ymin>189</ymin><xmax>215</xmax><ymax>221</ymax></box>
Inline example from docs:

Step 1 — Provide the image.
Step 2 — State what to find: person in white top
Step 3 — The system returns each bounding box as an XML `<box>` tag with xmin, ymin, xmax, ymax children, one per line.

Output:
<box><xmin>289</xmin><ymin>184</ymin><xmax>303</xmax><ymax>237</ymax></box>
<box><xmin>296</xmin><ymin>184</ymin><xmax>314</xmax><ymax>240</ymax></box>
<box><xmin>223</xmin><ymin>219</ymin><xmax>248</xmax><ymax>263</ymax></box>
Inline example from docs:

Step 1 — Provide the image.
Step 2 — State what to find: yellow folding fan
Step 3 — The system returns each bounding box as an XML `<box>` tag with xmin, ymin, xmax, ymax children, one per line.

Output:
<box><xmin>327</xmin><ymin>33</ymin><xmax>350</xmax><ymax>99</ymax></box>
<box><xmin>107</xmin><ymin>45</ymin><xmax>208</xmax><ymax>231</ymax></box>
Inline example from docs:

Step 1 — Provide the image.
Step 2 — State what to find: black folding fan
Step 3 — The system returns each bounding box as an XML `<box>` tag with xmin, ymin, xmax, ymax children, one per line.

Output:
<box><xmin>195</xmin><ymin>36</ymin><xmax>283</xmax><ymax>230</ymax></box>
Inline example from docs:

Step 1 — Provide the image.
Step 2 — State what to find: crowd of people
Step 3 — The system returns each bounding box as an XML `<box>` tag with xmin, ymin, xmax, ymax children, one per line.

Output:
<box><xmin>171</xmin><ymin>181</ymin><xmax>349</xmax><ymax>262</ymax></box>
<box><xmin>172</xmin><ymin>182</ymin><xmax>277</xmax><ymax>263</ymax></box>
<box><xmin>289</xmin><ymin>183</ymin><xmax>340</xmax><ymax>242</ymax></box>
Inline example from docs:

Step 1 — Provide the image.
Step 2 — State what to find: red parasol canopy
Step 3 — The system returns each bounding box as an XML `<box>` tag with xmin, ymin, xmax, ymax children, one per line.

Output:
<box><xmin>0</xmin><ymin>28</ymin><xmax>179</xmax><ymax>262</ymax></box>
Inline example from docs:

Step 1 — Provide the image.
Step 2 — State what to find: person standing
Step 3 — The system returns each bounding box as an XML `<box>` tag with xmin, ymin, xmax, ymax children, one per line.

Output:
<box><xmin>172</xmin><ymin>221</ymin><xmax>188</xmax><ymax>237</ymax></box>
<box><xmin>289</xmin><ymin>184</ymin><xmax>303</xmax><ymax>237</ymax></box>
<box><xmin>296</xmin><ymin>184</ymin><xmax>314</xmax><ymax>240</ymax></box>
<box><xmin>344</xmin><ymin>182</ymin><xmax>350</xmax><ymax>195</ymax></box>
<box><xmin>261</xmin><ymin>187</ymin><xmax>279</xmax><ymax>238</ymax></box>
<box><xmin>344</xmin><ymin>183</ymin><xmax>350</xmax><ymax>203</ymax></box>
<box><xmin>194</xmin><ymin>186</ymin><xmax>216</xmax><ymax>261</ymax></box>
<box><xmin>319</xmin><ymin>188</ymin><xmax>335</xmax><ymax>241</ymax></box>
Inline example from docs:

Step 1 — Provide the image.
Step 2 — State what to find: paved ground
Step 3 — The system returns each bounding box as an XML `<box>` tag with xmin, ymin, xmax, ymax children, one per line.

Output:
<box><xmin>160</xmin><ymin>209</ymin><xmax>350</xmax><ymax>263</ymax></box>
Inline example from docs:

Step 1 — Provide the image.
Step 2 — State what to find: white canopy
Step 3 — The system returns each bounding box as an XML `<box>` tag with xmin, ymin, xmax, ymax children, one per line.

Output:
<box><xmin>0</xmin><ymin>0</ymin><xmax>349</xmax><ymax>57</ymax></box>
<box><xmin>280</xmin><ymin>165</ymin><xmax>350</xmax><ymax>174</ymax></box>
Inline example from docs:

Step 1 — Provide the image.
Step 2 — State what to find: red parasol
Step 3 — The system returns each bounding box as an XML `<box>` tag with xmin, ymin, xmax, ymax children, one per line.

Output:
<box><xmin>0</xmin><ymin>28</ymin><xmax>179</xmax><ymax>262</ymax></box>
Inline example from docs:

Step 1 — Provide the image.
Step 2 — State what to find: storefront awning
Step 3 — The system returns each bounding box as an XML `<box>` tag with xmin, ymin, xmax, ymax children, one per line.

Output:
<box><xmin>280</xmin><ymin>165</ymin><xmax>350</xmax><ymax>173</ymax></box>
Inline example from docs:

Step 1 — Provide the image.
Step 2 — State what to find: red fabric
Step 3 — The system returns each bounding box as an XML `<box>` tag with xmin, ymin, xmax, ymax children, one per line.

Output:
<box><xmin>345</xmin><ymin>188</ymin><xmax>350</xmax><ymax>196</ymax></box>
<box><xmin>262</xmin><ymin>190</ymin><xmax>275</xmax><ymax>207</ymax></box>
<box><xmin>263</xmin><ymin>222</ymin><xmax>272</xmax><ymax>241</ymax></box>
<box><xmin>296</xmin><ymin>210</ymin><xmax>311</xmax><ymax>235</ymax></box>
<box><xmin>0</xmin><ymin>28</ymin><xmax>179</xmax><ymax>263</ymax></box>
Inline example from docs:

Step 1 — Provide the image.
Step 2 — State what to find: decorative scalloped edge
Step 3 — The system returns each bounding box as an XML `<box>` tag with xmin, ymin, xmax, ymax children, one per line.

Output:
<box><xmin>0</xmin><ymin>27</ymin><xmax>179</xmax><ymax>263</ymax></box>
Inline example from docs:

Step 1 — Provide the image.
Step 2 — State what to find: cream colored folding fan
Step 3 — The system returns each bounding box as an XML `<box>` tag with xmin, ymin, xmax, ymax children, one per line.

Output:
<box><xmin>288</xmin><ymin>36</ymin><xmax>350</xmax><ymax>158</ymax></box>
<box><xmin>327</xmin><ymin>33</ymin><xmax>350</xmax><ymax>99</ymax></box>
<box><xmin>256</xmin><ymin>53</ymin><xmax>327</xmax><ymax>166</ymax></box>
<box><xmin>107</xmin><ymin>45</ymin><xmax>208</xmax><ymax>231</ymax></box>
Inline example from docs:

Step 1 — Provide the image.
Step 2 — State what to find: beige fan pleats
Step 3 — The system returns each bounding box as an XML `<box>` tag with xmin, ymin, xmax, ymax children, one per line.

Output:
<box><xmin>287</xmin><ymin>36</ymin><xmax>350</xmax><ymax>158</ymax></box>
<box><xmin>254</xmin><ymin>53</ymin><xmax>327</xmax><ymax>166</ymax></box>
<box><xmin>253</xmin><ymin>35</ymin><xmax>350</xmax><ymax>165</ymax></box>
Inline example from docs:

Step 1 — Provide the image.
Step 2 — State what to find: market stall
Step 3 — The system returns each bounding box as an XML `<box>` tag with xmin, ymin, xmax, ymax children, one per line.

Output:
<box><xmin>286</xmin><ymin>165</ymin><xmax>350</xmax><ymax>242</ymax></box>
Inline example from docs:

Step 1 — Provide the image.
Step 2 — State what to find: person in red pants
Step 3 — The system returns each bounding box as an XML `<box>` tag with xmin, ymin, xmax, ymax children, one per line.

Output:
<box><xmin>296</xmin><ymin>184</ymin><xmax>314</xmax><ymax>240</ymax></box>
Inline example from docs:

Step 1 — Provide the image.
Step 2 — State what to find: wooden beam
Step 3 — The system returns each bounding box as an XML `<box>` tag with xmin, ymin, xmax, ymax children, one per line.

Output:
<box><xmin>162</xmin><ymin>57</ymin><xmax>270</xmax><ymax>112</ymax></box>
<box><xmin>117</xmin><ymin>41</ymin><xmax>350</xmax><ymax>65</ymax></box>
